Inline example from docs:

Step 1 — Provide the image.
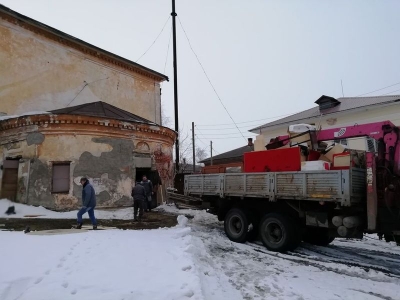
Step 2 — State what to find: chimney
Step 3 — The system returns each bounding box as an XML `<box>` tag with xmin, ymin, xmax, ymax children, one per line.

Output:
<box><xmin>248</xmin><ymin>138</ymin><xmax>253</xmax><ymax>146</ymax></box>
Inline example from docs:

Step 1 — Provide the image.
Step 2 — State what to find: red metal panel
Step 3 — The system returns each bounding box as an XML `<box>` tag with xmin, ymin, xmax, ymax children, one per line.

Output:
<box><xmin>244</xmin><ymin>148</ymin><xmax>301</xmax><ymax>173</ymax></box>
<box><xmin>317</xmin><ymin>121</ymin><xmax>394</xmax><ymax>141</ymax></box>
<box><xmin>366</xmin><ymin>152</ymin><xmax>377</xmax><ymax>231</ymax></box>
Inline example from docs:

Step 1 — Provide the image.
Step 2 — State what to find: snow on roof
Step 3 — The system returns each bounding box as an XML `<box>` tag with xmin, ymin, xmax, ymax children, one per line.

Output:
<box><xmin>0</xmin><ymin>111</ymin><xmax>50</xmax><ymax>121</ymax></box>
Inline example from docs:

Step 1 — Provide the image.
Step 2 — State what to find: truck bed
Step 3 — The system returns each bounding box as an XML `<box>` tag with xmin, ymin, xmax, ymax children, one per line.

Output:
<box><xmin>184</xmin><ymin>169</ymin><xmax>366</xmax><ymax>206</ymax></box>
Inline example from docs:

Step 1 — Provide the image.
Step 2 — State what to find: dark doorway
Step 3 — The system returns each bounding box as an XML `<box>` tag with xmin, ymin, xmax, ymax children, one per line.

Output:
<box><xmin>135</xmin><ymin>168</ymin><xmax>162</xmax><ymax>208</ymax></box>
<box><xmin>1</xmin><ymin>159</ymin><xmax>19</xmax><ymax>201</ymax></box>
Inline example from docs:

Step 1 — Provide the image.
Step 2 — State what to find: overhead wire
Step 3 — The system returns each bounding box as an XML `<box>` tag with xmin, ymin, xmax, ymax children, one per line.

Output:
<box><xmin>195</xmin><ymin>81</ymin><xmax>400</xmax><ymax>128</ymax></box>
<box><xmin>196</xmin><ymin>111</ymin><xmax>300</xmax><ymax>127</ymax></box>
<box><xmin>163</xmin><ymin>25</ymin><xmax>173</xmax><ymax>76</ymax></box>
<box><xmin>195</xmin><ymin>134</ymin><xmax>220</xmax><ymax>155</ymax></box>
<box><xmin>136</xmin><ymin>16</ymin><xmax>171</xmax><ymax>63</ymax></box>
<box><xmin>194</xmin><ymin>126</ymin><xmax>221</xmax><ymax>154</ymax></box>
<box><xmin>177</xmin><ymin>16</ymin><xmax>247</xmax><ymax>143</ymax></box>
<box><xmin>355</xmin><ymin>81</ymin><xmax>400</xmax><ymax>97</ymax></box>
<box><xmin>381</xmin><ymin>88</ymin><xmax>400</xmax><ymax>96</ymax></box>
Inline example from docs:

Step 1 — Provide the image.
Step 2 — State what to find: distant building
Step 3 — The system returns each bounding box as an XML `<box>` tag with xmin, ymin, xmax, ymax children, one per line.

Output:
<box><xmin>0</xmin><ymin>5</ymin><xmax>176</xmax><ymax>210</ymax></box>
<box><xmin>250</xmin><ymin>95</ymin><xmax>400</xmax><ymax>151</ymax></box>
<box><xmin>178</xmin><ymin>160</ymin><xmax>202</xmax><ymax>174</ymax></box>
<box><xmin>200</xmin><ymin>138</ymin><xmax>254</xmax><ymax>173</ymax></box>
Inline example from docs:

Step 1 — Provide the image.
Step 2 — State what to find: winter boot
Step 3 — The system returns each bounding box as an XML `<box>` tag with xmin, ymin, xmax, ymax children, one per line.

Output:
<box><xmin>75</xmin><ymin>223</ymin><xmax>83</xmax><ymax>229</ymax></box>
<box><xmin>93</xmin><ymin>225</ymin><xmax>98</xmax><ymax>230</ymax></box>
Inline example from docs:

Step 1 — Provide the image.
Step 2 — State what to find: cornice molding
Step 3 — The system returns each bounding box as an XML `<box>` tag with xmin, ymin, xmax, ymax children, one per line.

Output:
<box><xmin>0</xmin><ymin>114</ymin><xmax>176</xmax><ymax>144</ymax></box>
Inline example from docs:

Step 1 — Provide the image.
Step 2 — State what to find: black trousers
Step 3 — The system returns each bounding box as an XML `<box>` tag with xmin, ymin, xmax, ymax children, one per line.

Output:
<box><xmin>134</xmin><ymin>200</ymin><xmax>144</xmax><ymax>219</ymax></box>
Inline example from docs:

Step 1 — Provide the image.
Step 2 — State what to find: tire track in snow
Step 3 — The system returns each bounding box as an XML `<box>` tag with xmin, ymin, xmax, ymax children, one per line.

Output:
<box><xmin>188</xmin><ymin>220</ymin><xmax>400</xmax><ymax>300</ymax></box>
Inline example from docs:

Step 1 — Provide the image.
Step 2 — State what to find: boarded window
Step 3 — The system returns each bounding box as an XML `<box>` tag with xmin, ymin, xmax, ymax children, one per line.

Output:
<box><xmin>52</xmin><ymin>163</ymin><xmax>70</xmax><ymax>193</ymax></box>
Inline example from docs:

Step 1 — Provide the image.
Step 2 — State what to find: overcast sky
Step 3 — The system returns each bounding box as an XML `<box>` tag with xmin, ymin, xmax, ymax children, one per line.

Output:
<box><xmin>2</xmin><ymin>0</ymin><xmax>400</xmax><ymax>156</ymax></box>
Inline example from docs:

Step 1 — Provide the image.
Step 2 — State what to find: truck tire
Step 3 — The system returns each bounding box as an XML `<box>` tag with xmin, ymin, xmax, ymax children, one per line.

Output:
<box><xmin>259</xmin><ymin>213</ymin><xmax>299</xmax><ymax>252</ymax></box>
<box><xmin>224</xmin><ymin>208</ymin><xmax>249</xmax><ymax>243</ymax></box>
<box><xmin>303</xmin><ymin>228</ymin><xmax>335</xmax><ymax>246</ymax></box>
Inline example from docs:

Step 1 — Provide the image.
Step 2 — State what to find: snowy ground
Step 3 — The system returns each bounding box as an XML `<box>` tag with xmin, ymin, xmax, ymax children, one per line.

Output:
<box><xmin>0</xmin><ymin>199</ymin><xmax>134</xmax><ymax>219</ymax></box>
<box><xmin>1</xmin><ymin>201</ymin><xmax>400</xmax><ymax>300</ymax></box>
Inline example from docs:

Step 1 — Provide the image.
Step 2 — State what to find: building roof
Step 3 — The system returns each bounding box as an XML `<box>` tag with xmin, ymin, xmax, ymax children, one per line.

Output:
<box><xmin>50</xmin><ymin>102</ymin><xmax>156</xmax><ymax>125</ymax></box>
<box><xmin>200</xmin><ymin>144</ymin><xmax>254</xmax><ymax>164</ymax></box>
<box><xmin>250</xmin><ymin>95</ymin><xmax>400</xmax><ymax>133</ymax></box>
<box><xmin>179</xmin><ymin>164</ymin><xmax>202</xmax><ymax>174</ymax></box>
<box><xmin>0</xmin><ymin>4</ymin><xmax>168</xmax><ymax>82</ymax></box>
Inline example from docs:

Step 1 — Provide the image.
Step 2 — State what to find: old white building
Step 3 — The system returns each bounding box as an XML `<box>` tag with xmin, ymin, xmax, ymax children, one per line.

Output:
<box><xmin>0</xmin><ymin>5</ymin><xmax>176</xmax><ymax>210</ymax></box>
<box><xmin>250</xmin><ymin>95</ymin><xmax>400</xmax><ymax>151</ymax></box>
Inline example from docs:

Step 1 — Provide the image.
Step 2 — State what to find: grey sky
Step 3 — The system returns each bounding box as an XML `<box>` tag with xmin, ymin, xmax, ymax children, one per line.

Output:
<box><xmin>2</xmin><ymin>0</ymin><xmax>400</xmax><ymax>155</ymax></box>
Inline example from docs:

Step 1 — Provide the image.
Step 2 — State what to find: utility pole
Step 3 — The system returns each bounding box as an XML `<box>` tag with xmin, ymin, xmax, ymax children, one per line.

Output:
<box><xmin>210</xmin><ymin>141</ymin><xmax>213</xmax><ymax>166</ymax></box>
<box><xmin>171</xmin><ymin>0</ymin><xmax>180</xmax><ymax>172</ymax></box>
<box><xmin>192</xmin><ymin>122</ymin><xmax>195</xmax><ymax>173</ymax></box>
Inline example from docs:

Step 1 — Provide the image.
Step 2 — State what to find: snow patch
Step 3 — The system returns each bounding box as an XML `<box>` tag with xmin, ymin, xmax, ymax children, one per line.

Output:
<box><xmin>0</xmin><ymin>111</ymin><xmax>50</xmax><ymax>121</ymax></box>
<box><xmin>0</xmin><ymin>228</ymin><xmax>205</xmax><ymax>300</ymax></box>
<box><xmin>0</xmin><ymin>199</ymin><xmax>134</xmax><ymax>220</ymax></box>
<box><xmin>177</xmin><ymin>215</ymin><xmax>189</xmax><ymax>227</ymax></box>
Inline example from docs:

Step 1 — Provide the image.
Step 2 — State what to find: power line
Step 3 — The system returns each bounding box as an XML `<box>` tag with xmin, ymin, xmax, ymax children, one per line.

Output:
<box><xmin>177</xmin><ymin>16</ymin><xmax>247</xmax><ymax>143</ymax></box>
<box><xmin>197</xmin><ymin>132</ymin><xmax>255</xmax><ymax>139</ymax></box>
<box><xmin>195</xmin><ymin>134</ymin><xmax>220</xmax><ymax>155</ymax></box>
<box><xmin>160</xmin><ymin>25</ymin><xmax>173</xmax><ymax>89</ymax></box>
<box><xmin>381</xmin><ymin>88</ymin><xmax>400</xmax><ymax>96</ymax></box>
<box><xmin>196</xmin><ymin>81</ymin><xmax>400</xmax><ymax>128</ymax></box>
<box><xmin>195</xmin><ymin>124</ymin><xmax>250</xmax><ymax>134</ymax></box>
<box><xmin>198</xmin><ymin>136</ymin><xmax>255</xmax><ymax>140</ymax></box>
<box><xmin>194</xmin><ymin>128</ymin><xmax>221</xmax><ymax>155</ymax></box>
<box><xmin>163</xmin><ymin>26</ymin><xmax>173</xmax><ymax>75</ymax></box>
<box><xmin>195</xmin><ymin>131</ymin><xmax>254</xmax><ymax>136</ymax></box>
<box><xmin>195</xmin><ymin>124</ymin><xmax>265</xmax><ymax>130</ymax></box>
<box><xmin>356</xmin><ymin>81</ymin><xmax>400</xmax><ymax>97</ymax></box>
<box><xmin>197</xmin><ymin>111</ymin><xmax>302</xmax><ymax>129</ymax></box>
<box><xmin>136</xmin><ymin>16</ymin><xmax>171</xmax><ymax>62</ymax></box>
<box><xmin>196</xmin><ymin>112</ymin><xmax>297</xmax><ymax>127</ymax></box>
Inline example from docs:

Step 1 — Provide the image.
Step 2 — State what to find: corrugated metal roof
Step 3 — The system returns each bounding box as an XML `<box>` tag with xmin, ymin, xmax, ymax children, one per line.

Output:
<box><xmin>50</xmin><ymin>102</ymin><xmax>155</xmax><ymax>125</ymax></box>
<box><xmin>250</xmin><ymin>95</ymin><xmax>400</xmax><ymax>132</ymax></box>
<box><xmin>200</xmin><ymin>145</ymin><xmax>254</xmax><ymax>164</ymax></box>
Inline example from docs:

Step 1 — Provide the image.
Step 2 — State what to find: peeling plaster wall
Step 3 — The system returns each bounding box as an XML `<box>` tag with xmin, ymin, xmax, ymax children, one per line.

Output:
<box><xmin>0</xmin><ymin>117</ymin><xmax>175</xmax><ymax>210</ymax></box>
<box><xmin>0</xmin><ymin>20</ymin><xmax>162</xmax><ymax>123</ymax></box>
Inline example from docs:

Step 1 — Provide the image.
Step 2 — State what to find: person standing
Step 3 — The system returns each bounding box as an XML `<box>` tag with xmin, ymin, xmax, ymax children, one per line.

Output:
<box><xmin>76</xmin><ymin>177</ymin><xmax>97</xmax><ymax>230</ymax></box>
<box><xmin>131</xmin><ymin>182</ymin><xmax>146</xmax><ymax>222</ymax></box>
<box><xmin>141</xmin><ymin>175</ymin><xmax>153</xmax><ymax>212</ymax></box>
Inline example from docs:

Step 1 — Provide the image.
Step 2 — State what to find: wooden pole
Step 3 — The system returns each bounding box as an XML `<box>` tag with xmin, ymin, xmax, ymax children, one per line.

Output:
<box><xmin>172</xmin><ymin>0</ymin><xmax>180</xmax><ymax>172</ymax></box>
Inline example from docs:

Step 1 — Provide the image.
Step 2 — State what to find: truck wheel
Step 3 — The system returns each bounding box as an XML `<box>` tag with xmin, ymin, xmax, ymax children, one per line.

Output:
<box><xmin>259</xmin><ymin>213</ymin><xmax>298</xmax><ymax>252</ymax></box>
<box><xmin>224</xmin><ymin>208</ymin><xmax>249</xmax><ymax>243</ymax></box>
<box><xmin>303</xmin><ymin>228</ymin><xmax>335</xmax><ymax>246</ymax></box>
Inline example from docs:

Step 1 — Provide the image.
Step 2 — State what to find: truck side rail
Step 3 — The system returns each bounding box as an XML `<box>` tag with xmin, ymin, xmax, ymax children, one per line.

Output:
<box><xmin>184</xmin><ymin>169</ymin><xmax>366</xmax><ymax>206</ymax></box>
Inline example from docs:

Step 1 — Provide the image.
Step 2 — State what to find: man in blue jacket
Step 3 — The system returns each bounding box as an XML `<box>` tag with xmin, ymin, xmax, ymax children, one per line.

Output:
<box><xmin>76</xmin><ymin>177</ymin><xmax>97</xmax><ymax>230</ymax></box>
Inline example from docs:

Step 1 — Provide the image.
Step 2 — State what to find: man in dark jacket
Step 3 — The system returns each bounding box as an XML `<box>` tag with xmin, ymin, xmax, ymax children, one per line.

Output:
<box><xmin>76</xmin><ymin>177</ymin><xmax>97</xmax><ymax>229</ymax></box>
<box><xmin>132</xmin><ymin>182</ymin><xmax>146</xmax><ymax>221</ymax></box>
<box><xmin>141</xmin><ymin>175</ymin><xmax>153</xmax><ymax>212</ymax></box>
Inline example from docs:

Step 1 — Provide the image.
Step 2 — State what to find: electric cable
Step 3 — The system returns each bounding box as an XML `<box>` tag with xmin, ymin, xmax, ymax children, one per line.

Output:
<box><xmin>136</xmin><ymin>16</ymin><xmax>171</xmax><ymax>62</ymax></box>
<box><xmin>177</xmin><ymin>16</ymin><xmax>247</xmax><ymax>143</ymax></box>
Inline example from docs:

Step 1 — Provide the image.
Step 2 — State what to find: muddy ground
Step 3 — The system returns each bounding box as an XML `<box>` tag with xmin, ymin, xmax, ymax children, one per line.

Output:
<box><xmin>0</xmin><ymin>211</ymin><xmax>177</xmax><ymax>231</ymax></box>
